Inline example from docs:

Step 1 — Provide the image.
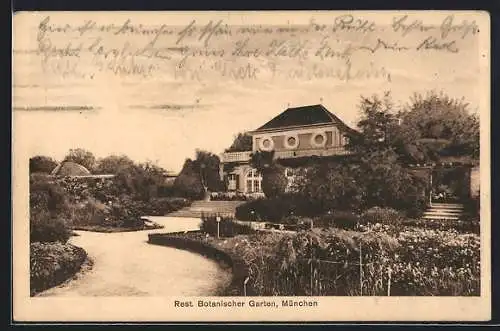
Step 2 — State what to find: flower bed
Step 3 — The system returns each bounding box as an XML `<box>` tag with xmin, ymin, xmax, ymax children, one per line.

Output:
<box><xmin>210</xmin><ymin>192</ymin><xmax>260</xmax><ymax>201</ymax></box>
<box><xmin>30</xmin><ymin>241</ymin><xmax>88</xmax><ymax>296</ymax></box>
<box><xmin>401</xmin><ymin>218</ymin><xmax>479</xmax><ymax>234</ymax></box>
<box><xmin>390</xmin><ymin>228</ymin><xmax>480</xmax><ymax>295</ymax></box>
<box><xmin>152</xmin><ymin>226</ymin><xmax>480</xmax><ymax>296</ymax></box>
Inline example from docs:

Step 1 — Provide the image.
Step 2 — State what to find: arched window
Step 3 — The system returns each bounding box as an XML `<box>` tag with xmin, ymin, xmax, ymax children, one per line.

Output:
<box><xmin>245</xmin><ymin>168</ymin><xmax>262</xmax><ymax>193</ymax></box>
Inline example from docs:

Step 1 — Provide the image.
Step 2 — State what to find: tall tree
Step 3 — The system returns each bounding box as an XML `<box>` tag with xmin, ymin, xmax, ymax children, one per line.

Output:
<box><xmin>114</xmin><ymin>161</ymin><xmax>167</xmax><ymax>201</ymax></box>
<box><xmin>173</xmin><ymin>159</ymin><xmax>205</xmax><ymax>199</ymax></box>
<box><xmin>29</xmin><ymin>155</ymin><xmax>58</xmax><ymax>174</ymax></box>
<box><xmin>402</xmin><ymin>91</ymin><xmax>479</xmax><ymax>160</ymax></box>
<box><xmin>347</xmin><ymin>92</ymin><xmax>402</xmax><ymax>155</ymax></box>
<box><xmin>225</xmin><ymin>132</ymin><xmax>253</xmax><ymax>152</ymax></box>
<box><xmin>94</xmin><ymin>155</ymin><xmax>135</xmax><ymax>174</ymax></box>
<box><xmin>348</xmin><ymin>91</ymin><xmax>479</xmax><ymax>164</ymax></box>
<box><xmin>63</xmin><ymin>148</ymin><xmax>96</xmax><ymax>171</ymax></box>
<box><xmin>194</xmin><ymin>150</ymin><xmax>225</xmax><ymax>194</ymax></box>
<box><xmin>174</xmin><ymin>150</ymin><xmax>225</xmax><ymax>199</ymax></box>
<box><xmin>250</xmin><ymin>150</ymin><xmax>287</xmax><ymax>198</ymax></box>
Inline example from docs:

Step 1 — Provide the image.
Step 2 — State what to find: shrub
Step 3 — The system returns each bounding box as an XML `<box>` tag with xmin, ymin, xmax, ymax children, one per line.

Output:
<box><xmin>361</xmin><ymin>207</ymin><xmax>403</xmax><ymax>225</ymax></box>
<box><xmin>109</xmin><ymin>196</ymin><xmax>146</xmax><ymax>228</ymax></box>
<box><xmin>30</xmin><ymin>242</ymin><xmax>87</xmax><ymax>296</ymax></box>
<box><xmin>157</xmin><ymin>185</ymin><xmax>179</xmax><ymax>197</ymax></box>
<box><xmin>200</xmin><ymin>215</ymin><xmax>255</xmax><ymax>237</ymax></box>
<box><xmin>463</xmin><ymin>195</ymin><xmax>480</xmax><ymax>218</ymax></box>
<box><xmin>141</xmin><ymin>197</ymin><xmax>191</xmax><ymax>216</ymax></box>
<box><xmin>30</xmin><ymin>156</ymin><xmax>58</xmax><ymax>174</ymax></box>
<box><xmin>403</xmin><ymin>192</ymin><xmax>427</xmax><ymax>218</ymax></box>
<box><xmin>261</xmin><ymin>165</ymin><xmax>288</xmax><ymax>198</ymax></box>
<box><xmin>283</xmin><ymin>215</ymin><xmax>313</xmax><ymax>231</ymax></box>
<box><xmin>70</xmin><ymin>198</ymin><xmax>110</xmax><ymax>227</ymax></box>
<box><xmin>297</xmin><ymin>162</ymin><xmax>364</xmax><ymax>213</ymax></box>
<box><xmin>55</xmin><ymin>176</ymin><xmax>120</xmax><ymax>204</ymax></box>
<box><xmin>30</xmin><ymin>175</ymin><xmax>72</xmax><ymax>243</ymax></box>
<box><xmin>30</xmin><ymin>176</ymin><xmax>70</xmax><ymax>219</ymax></box>
<box><xmin>114</xmin><ymin>162</ymin><xmax>167</xmax><ymax>201</ymax></box>
<box><xmin>235</xmin><ymin>197</ymin><xmax>295</xmax><ymax>222</ymax></box>
<box><xmin>314</xmin><ymin>211</ymin><xmax>360</xmax><ymax>230</ymax></box>
<box><xmin>173</xmin><ymin>162</ymin><xmax>205</xmax><ymax>200</ymax></box>
<box><xmin>30</xmin><ymin>217</ymin><xmax>71</xmax><ymax>243</ymax></box>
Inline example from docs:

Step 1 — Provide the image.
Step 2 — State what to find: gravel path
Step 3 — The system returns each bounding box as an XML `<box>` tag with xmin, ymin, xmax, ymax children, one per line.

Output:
<box><xmin>38</xmin><ymin>217</ymin><xmax>232</xmax><ymax>297</ymax></box>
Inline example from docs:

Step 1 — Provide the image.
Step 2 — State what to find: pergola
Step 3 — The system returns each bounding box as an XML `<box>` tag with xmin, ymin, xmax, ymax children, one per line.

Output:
<box><xmin>407</xmin><ymin>160</ymin><xmax>478</xmax><ymax>206</ymax></box>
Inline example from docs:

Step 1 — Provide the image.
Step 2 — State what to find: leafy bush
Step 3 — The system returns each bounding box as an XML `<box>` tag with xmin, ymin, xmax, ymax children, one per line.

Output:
<box><xmin>173</xmin><ymin>161</ymin><xmax>205</xmax><ymax>200</ymax></box>
<box><xmin>30</xmin><ymin>242</ymin><xmax>87</xmax><ymax>296</ymax></box>
<box><xmin>297</xmin><ymin>162</ymin><xmax>364</xmax><ymax>213</ymax></box>
<box><xmin>282</xmin><ymin>215</ymin><xmax>313</xmax><ymax>231</ymax></box>
<box><xmin>157</xmin><ymin>185</ymin><xmax>180</xmax><ymax>198</ymax></box>
<box><xmin>30</xmin><ymin>156</ymin><xmax>58</xmax><ymax>174</ymax></box>
<box><xmin>314</xmin><ymin>211</ymin><xmax>360</xmax><ymax>230</ymax></box>
<box><xmin>235</xmin><ymin>197</ymin><xmax>296</xmax><ymax>222</ymax></box>
<box><xmin>30</xmin><ymin>176</ymin><xmax>70</xmax><ymax>219</ymax></box>
<box><xmin>201</xmin><ymin>215</ymin><xmax>255</xmax><ymax>237</ymax></box>
<box><xmin>356</xmin><ymin>150</ymin><xmax>428</xmax><ymax>211</ymax></box>
<box><xmin>56</xmin><ymin>176</ymin><xmax>120</xmax><ymax>204</ymax></box>
<box><xmin>141</xmin><ymin>197</ymin><xmax>191</xmax><ymax>216</ymax></box>
<box><xmin>261</xmin><ymin>165</ymin><xmax>288</xmax><ymax>198</ymax></box>
<box><xmin>30</xmin><ymin>175</ymin><xmax>72</xmax><ymax>243</ymax></box>
<box><xmin>361</xmin><ymin>207</ymin><xmax>403</xmax><ymax>225</ymax></box>
<box><xmin>403</xmin><ymin>193</ymin><xmax>427</xmax><ymax>218</ymax></box>
<box><xmin>30</xmin><ymin>217</ymin><xmax>71</xmax><ymax>243</ymax></box>
<box><xmin>464</xmin><ymin>195</ymin><xmax>480</xmax><ymax>218</ymax></box>
<box><xmin>114</xmin><ymin>162</ymin><xmax>167</xmax><ymax>201</ymax></box>
<box><xmin>234</xmin><ymin>193</ymin><xmax>327</xmax><ymax>222</ymax></box>
<box><xmin>108</xmin><ymin>195</ymin><xmax>146</xmax><ymax>228</ymax></box>
<box><xmin>70</xmin><ymin>198</ymin><xmax>112</xmax><ymax>227</ymax></box>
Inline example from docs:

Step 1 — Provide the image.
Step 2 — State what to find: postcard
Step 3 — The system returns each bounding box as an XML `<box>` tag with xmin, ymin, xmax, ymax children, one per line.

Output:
<box><xmin>12</xmin><ymin>10</ymin><xmax>491</xmax><ymax>322</ymax></box>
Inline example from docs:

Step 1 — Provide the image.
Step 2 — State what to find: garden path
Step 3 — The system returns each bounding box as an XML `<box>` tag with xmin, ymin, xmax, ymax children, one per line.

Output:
<box><xmin>38</xmin><ymin>217</ymin><xmax>232</xmax><ymax>297</ymax></box>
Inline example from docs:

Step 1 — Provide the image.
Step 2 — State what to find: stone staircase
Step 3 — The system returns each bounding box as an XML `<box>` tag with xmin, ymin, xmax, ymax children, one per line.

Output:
<box><xmin>165</xmin><ymin>200</ymin><xmax>246</xmax><ymax>218</ymax></box>
<box><xmin>422</xmin><ymin>203</ymin><xmax>464</xmax><ymax>221</ymax></box>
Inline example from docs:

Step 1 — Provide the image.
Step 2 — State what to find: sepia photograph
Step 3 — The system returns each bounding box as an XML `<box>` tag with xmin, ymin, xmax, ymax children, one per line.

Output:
<box><xmin>12</xmin><ymin>11</ymin><xmax>490</xmax><ymax>321</ymax></box>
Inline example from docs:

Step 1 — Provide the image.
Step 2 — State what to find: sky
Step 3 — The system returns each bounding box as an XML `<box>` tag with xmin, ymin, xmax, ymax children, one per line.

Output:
<box><xmin>13</xmin><ymin>11</ymin><xmax>488</xmax><ymax>173</ymax></box>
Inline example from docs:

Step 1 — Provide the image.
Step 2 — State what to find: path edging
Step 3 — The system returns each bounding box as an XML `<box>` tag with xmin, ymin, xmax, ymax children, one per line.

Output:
<box><xmin>148</xmin><ymin>232</ymin><xmax>254</xmax><ymax>296</ymax></box>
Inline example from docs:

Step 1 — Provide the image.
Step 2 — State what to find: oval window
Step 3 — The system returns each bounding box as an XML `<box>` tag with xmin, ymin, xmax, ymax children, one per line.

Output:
<box><xmin>259</xmin><ymin>137</ymin><xmax>275</xmax><ymax>151</ymax></box>
<box><xmin>284</xmin><ymin>133</ymin><xmax>299</xmax><ymax>149</ymax></box>
<box><xmin>311</xmin><ymin>132</ymin><xmax>327</xmax><ymax>148</ymax></box>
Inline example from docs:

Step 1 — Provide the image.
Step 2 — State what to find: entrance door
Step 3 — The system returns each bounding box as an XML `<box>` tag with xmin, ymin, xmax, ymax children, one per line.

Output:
<box><xmin>431</xmin><ymin>167</ymin><xmax>469</xmax><ymax>203</ymax></box>
<box><xmin>227</xmin><ymin>173</ymin><xmax>237</xmax><ymax>191</ymax></box>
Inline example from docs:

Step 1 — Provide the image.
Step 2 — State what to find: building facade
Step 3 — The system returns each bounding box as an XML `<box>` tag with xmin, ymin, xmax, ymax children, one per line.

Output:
<box><xmin>219</xmin><ymin>104</ymin><xmax>359</xmax><ymax>194</ymax></box>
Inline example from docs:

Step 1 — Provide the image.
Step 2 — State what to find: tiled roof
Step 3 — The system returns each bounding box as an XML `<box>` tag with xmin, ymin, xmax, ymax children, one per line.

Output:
<box><xmin>253</xmin><ymin>104</ymin><xmax>357</xmax><ymax>134</ymax></box>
